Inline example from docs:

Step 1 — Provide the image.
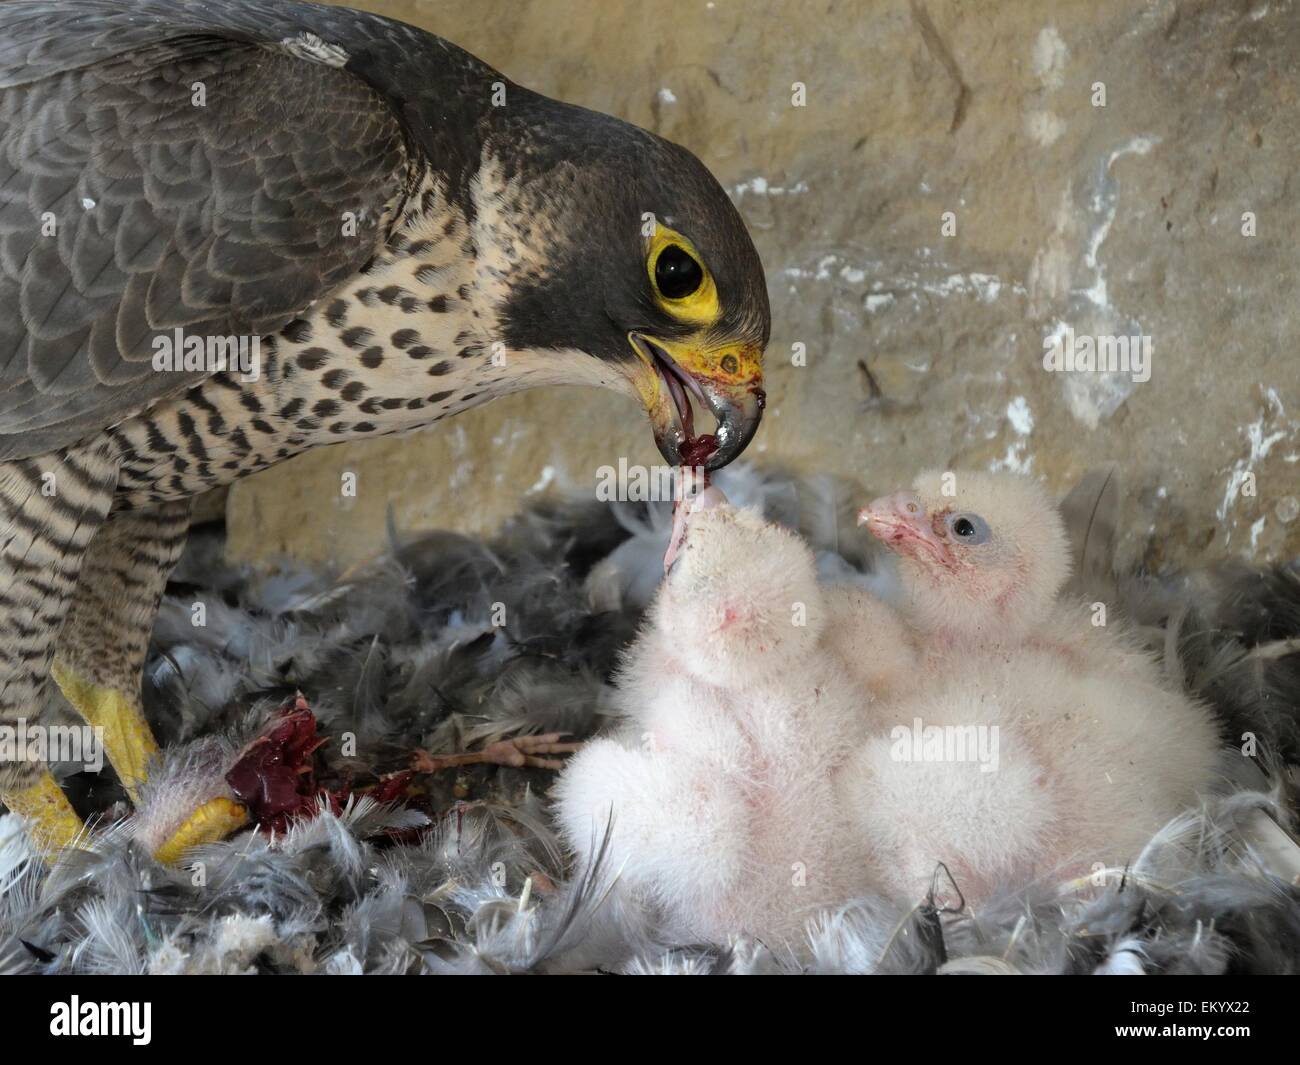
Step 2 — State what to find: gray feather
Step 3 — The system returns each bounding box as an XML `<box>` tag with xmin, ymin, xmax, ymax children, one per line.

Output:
<box><xmin>0</xmin><ymin>0</ymin><xmax>435</xmax><ymax>456</ymax></box>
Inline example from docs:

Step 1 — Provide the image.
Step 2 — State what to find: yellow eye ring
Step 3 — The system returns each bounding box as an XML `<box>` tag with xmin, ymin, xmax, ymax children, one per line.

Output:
<box><xmin>646</xmin><ymin>223</ymin><xmax>720</xmax><ymax>326</ymax></box>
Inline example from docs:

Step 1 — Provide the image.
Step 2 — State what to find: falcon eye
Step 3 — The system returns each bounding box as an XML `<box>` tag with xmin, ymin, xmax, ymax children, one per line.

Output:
<box><xmin>644</xmin><ymin>223</ymin><xmax>719</xmax><ymax>324</ymax></box>
<box><xmin>654</xmin><ymin>244</ymin><xmax>704</xmax><ymax>300</ymax></box>
<box><xmin>947</xmin><ymin>512</ymin><xmax>990</xmax><ymax>544</ymax></box>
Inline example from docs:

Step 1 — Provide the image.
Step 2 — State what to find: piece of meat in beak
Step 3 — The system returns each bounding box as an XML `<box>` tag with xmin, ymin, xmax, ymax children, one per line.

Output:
<box><xmin>664</xmin><ymin>479</ymin><xmax>729</xmax><ymax>574</ymax></box>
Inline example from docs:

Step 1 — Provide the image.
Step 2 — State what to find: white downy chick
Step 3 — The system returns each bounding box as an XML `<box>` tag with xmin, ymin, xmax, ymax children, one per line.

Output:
<box><xmin>858</xmin><ymin>469</ymin><xmax>1164</xmax><ymax>680</ymax></box>
<box><xmin>819</xmin><ymin>583</ymin><xmax>919</xmax><ymax>706</ymax></box>
<box><xmin>841</xmin><ymin>470</ymin><xmax>1222</xmax><ymax>905</ymax></box>
<box><xmin>554</xmin><ymin>488</ymin><xmax>882</xmax><ymax>959</ymax></box>
<box><xmin>858</xmin><ymin>469</ymin><xmax>1072</xmax><ymax>649</ymax></box>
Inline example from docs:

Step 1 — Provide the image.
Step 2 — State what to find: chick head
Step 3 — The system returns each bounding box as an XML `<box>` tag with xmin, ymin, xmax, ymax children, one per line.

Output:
<box><xmin>655</xmin><ymin>488</ymin><xmax>824</xmax><ymax>686</ymax></box>
<box><xmin>858</xmin><ymin>470</ymin><xmax>1070</xmax><ymax>641</ymax></box>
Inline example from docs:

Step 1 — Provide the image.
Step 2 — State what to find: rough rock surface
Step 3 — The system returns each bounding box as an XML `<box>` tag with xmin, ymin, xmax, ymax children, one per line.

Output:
<box><xmin>227</xmin><ymin>0</ymin><xmax>1300</xmax><ymax>570</ymax></box>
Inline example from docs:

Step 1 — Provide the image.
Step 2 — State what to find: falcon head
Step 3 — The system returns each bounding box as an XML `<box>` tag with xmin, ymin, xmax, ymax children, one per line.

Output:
<box><xmin>480</xmin><ymin>98</ymin><xmax>770</xmax><ymax>471</ymax></box>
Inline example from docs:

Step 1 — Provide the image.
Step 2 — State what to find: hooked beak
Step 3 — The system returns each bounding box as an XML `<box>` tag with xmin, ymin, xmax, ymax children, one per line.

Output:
<box><xmin>628</xmin><ymin>333</ymin><xmax>765</xmax><ymax>471</ymax></box>
<box><xmin>858</xmin><ymin>491</ymin><xmax>954</xmax><ymax>569</ymax></box>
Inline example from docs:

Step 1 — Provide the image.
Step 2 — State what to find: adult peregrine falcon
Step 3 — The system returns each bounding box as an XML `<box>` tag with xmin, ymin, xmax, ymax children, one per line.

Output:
<box><xmin>0</xmin><ymin>0</ymin><xmax>769</xmax><ymax>858</ymax></box>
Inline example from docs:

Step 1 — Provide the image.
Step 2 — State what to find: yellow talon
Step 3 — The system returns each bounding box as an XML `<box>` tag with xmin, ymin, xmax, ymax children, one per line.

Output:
<box><xmin>1</xmin><ymin>768</ymin><xmax>86</xmax><ymax>856</ymax></box>
<box><xmin>40</xmin><ymin>664</ymin><xmax>249</xmax><ymax>863</ymax></box>
<box><xmin>51</xmin><ymin>661</ymin><xmax>159</xmax><ymax>805</ymax></box>
<box><xmin>153</xmin><ymin>797</ymin><xmax>250</xmax><ymax>865</ymax></box>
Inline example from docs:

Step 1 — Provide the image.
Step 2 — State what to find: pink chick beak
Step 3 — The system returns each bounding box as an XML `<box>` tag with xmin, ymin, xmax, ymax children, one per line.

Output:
<box><xmin>857</xmin><ymin>491</ymin><xmax>953</xmax><ymax>567</ymax></box>
<box><xmin>664</xmin><ymin>484</ymin><xmax>729</xmax><ymax>574</ymax></box>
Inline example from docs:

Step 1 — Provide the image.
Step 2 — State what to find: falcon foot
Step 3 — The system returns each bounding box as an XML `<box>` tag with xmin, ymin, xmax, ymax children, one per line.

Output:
<box><xmin>411</xmin><ymin>733</ymin><xmax>583</xmax><ymax>773</ymax></box>
<box><xmin>1</xmin><ymin>768</ymin><xmax>87</xmax><ymax>856</ymax></box>
<box><xmin>153</xmin><ymin>797</ymin><xmax>250</xmax><ymax>866</ymax></box>
<box><xmin>52</xmin><ymin>661</ymin><xmax>159</xmax><ymax>805</ymax></box>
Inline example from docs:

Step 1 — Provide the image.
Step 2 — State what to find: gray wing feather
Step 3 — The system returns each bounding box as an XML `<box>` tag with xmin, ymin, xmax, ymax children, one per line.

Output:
<box><xmin>0</xmin><ymin>1</ymin><xmax>422</xmax><ymax>459</ymax></box>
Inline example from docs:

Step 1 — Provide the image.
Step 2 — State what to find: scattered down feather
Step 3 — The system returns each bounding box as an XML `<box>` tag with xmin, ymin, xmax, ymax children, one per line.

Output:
<box><xmin>0</xmin><ymin>464</ymin><xmax>1295</xmax><ymax>973</ymax></box>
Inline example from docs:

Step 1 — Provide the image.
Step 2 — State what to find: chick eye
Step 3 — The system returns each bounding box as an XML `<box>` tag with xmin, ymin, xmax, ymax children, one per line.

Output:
<box><xmin>947</xmin><ymin>512</ymin><xmax>990</xmax><ymax>544</ymax></box>
<box><xmin>654</xmin><ymin>244</ymin><xmax>704</xmax><ymax>300</ymax></box>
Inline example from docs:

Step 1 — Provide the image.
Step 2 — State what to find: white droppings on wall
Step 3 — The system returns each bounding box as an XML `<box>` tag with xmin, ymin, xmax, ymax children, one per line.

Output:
<box><xmin>1026</xmin><ymin>111</ymin><xmax>1065</xmax><ymax>146</ymax></box>
<box><xmin>1032</xmin><ymin>26</ymin><xmax>1069</xmax><ymax>90</ymax></box>
<box><xmin>732</xmin><ymin>177</ymin><xmax>809</xmax><ymax>198</ymax></box>
<box><xmin>1006</xmin><ymin>396</ymin><xmax>1034</xmax><ymax>435</ymax></box>
<box><xmin>1081</xmin><ymin>137</ymin><xmax>1157</xmax><ymax>313</ymax></box>
<box><xmin>527</xmin><ymin>465</ymin><xmax>556</xmax><ymax>494</ymax></box>
<box><xmin>1249</xmin><ymin>516</ymin><xmax>1267</xmax><ymax>553</ymax></box>
<box><xmin>1218</xmin><ymin>388</ymin><xmax>1296</xmax><ymax>532</ymax></box>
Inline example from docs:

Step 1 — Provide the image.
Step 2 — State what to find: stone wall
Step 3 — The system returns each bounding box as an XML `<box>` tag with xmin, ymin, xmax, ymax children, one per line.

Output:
<box><xmin>228</xmin><ymin>0</ymin><xmax>1300</xmax><ymax>570</ymax></box>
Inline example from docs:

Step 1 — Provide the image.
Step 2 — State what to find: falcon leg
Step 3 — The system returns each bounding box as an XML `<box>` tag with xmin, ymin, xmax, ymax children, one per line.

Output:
<box><xmin>52</xmin><ymin>500</ymin><xmax>194</xmax><ymax>803</ymax></box>
<box><xmin>0</xmin><ymin>447</ymin><xmax>117</xmax><ymax>856</ymax></box>
<box><xmin>53</xmin><ymin>498</ymin><xmax>250</xmax><ymax>862</ymax></box>
<box><xmin>50</xmin><ymin>663</ymin><xmax>158</xmax><ymax>802</ymax></box>
<box><xmin>2</xmin><ymin>770</ymin><xmax>87</xmax><ymax>854</ymax></box>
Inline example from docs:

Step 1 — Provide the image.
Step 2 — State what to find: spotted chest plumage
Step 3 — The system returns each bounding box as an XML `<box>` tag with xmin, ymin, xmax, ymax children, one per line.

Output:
<box><xmin>106</xmin><ymin>176</ymin><xmax>508</xmax><ymax>507</ymax></box>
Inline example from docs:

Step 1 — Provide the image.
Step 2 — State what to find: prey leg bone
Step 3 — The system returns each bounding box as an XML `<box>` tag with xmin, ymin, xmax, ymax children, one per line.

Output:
<box><xmin>412</xmin><ymin>733</ymin><xmax>583</xmax><ymax>773</ymax></box>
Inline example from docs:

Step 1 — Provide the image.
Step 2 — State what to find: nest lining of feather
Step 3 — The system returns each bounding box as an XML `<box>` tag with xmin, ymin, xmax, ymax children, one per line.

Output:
<box><xmin>1</xmin><ymin>464</ymin><xmax>1298</xmax><ymax>975</ymax></box>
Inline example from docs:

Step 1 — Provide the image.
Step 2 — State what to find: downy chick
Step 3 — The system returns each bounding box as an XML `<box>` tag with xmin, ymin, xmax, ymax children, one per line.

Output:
<box><xmin>554</xmin><ymin>488</ymin><xmax>886</xmax><ymax>959</ymax></box>
<box><xmin>840</xmin><ymin>470</ymin><xmax>1221</xmax><ymax>904</ymax></box>
<box><xmin>859</xmin><ymin>470</ymin><xmax>1176</xmax><ymax>679</ymax></box>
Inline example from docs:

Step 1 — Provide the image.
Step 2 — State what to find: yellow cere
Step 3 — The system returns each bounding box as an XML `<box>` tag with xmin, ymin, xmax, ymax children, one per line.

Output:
<box><xmin>652</xmin><ymin>335</ymin><xmax>763</xmax><ymax>388</ymax></box>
